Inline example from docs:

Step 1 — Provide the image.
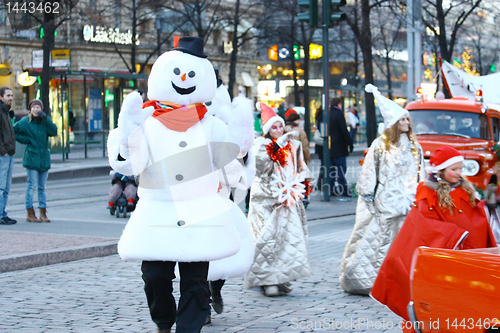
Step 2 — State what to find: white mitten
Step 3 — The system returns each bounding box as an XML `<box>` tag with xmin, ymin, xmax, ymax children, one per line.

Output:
<box><xmin>226</xmin><ymin>96</ymin><xmax>254</xmax><ymax>153</ymax></box>
<box><xmin>276</xmin><ymin>131</ymin><xmax>299</xmax><ymax>147</ymax></box>
<box><xmin>117</xmin><ymin>91</ymin><xmax>154</xmax><ymax>146</ymax></box>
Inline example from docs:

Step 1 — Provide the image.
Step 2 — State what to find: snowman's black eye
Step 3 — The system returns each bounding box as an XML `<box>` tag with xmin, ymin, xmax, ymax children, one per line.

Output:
<box><xmin>188</xmin><ymin>71</ymin><xmax>195</xmax><ymax>78</ymax></box>
<box><xmin>174</xmin><ymin>68</ymin><xmax>181</xmax><ymax>75</ymax></box>
<box><xmin>206</xmin><ymin>101</ymin><xmax>212</xmax><ymax>106</ymax></box>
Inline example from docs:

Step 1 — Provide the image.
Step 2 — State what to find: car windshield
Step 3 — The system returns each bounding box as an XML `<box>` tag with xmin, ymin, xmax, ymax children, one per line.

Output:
<box><xmin>409</xmin><ymin>110</ymin><xmax>491</xmax><ymax>140</ymax></box>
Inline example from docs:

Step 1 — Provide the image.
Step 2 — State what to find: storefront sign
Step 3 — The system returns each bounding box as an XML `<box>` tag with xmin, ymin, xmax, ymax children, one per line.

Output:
<box><xmin>268</xmin><ymin>45</ymin><xmax>278</xmax><ymax>61</ymax></box>
<box><xmin>310</xmin><ymin>44</ymin><xmax>322</xmax><ymax>59</ymax></box>
<box><xmin>51</xmin><ymin>49</ymin><xmax>70</xmax><ymax>67</ymax></box>
<box><xmin>278</xmin><ymin>47</ymin><xmax>289</xmax><ymax>59</ymax></box>
<box><xmin>32</xmin><ymin>49</ymin><xmax>70</xmax><ymax>68</ymax></box>
<box><xmin>83</xmin><ymin>25</ymin><xmax>140</xmax><ymax>45</ymax></box>
<box><xmin>32</xmin><ymin>50</ymin><xmax>44</xmax><ymax>68</ymax></box>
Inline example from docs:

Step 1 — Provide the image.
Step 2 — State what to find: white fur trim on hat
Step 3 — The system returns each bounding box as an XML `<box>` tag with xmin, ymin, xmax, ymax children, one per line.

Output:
<box><xmin>427</xmin><ymin>155</ymin><xmax>464</xmax><ymax>174</ymax></box>
<box><xmin>262</xmin><ymin>115</ymin><xmax>284</xmax><ymax>135</ymax></box>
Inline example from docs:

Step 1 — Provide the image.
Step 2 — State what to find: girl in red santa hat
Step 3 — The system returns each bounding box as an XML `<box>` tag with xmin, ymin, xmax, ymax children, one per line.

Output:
<box><xmin>371</xmin><ymin>145</ymin><xmax>497</xmax><ymax>332</ymax></box>
<box><xmin>244</xmin><ymin>103</ymin><xmax>315</xmax><ymax>297</ymax></box>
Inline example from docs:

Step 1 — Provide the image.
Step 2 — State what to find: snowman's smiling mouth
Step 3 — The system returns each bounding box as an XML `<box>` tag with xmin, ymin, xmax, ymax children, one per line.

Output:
<box><xmin>172</xmin><ymin>82</ymin><xmax>196</xmax><ymax>95</ymax></box>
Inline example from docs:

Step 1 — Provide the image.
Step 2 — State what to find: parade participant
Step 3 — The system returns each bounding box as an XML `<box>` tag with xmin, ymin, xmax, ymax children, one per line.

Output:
<box><xmin>13</xmin><ymin>99</ymin><xmax>58</xmax><ymax>223</ymax></box>
<box><xmin>339</xmin><ymin>84</ymin><xmax>424</xmax><ymax>295</ymax></box>
<box><xmin>484</xmin><ymin>174</ymin><xmax>500</xmax><ymax>244</ymax></box>
<box><xmin>285</xmin><ymin>110</ymin><xmax>311</xmax><ymax>165</ymax></box>
<box><xmin>371</xmin><ymin>146</ymin><xmax>497</xmax><ymax>329</ymax></box>
<box><xmin>244</xmin><ymin>103</ymin><xmax>314</xmax><ymax>297</ymax></box>
<box><xmin>107</xmin><ymin>37</ymin><xmax>254</xmax><ymax>333</ymax></box>
<box><xmin>314</xmin><ymin>107</ymin><xmax>325</xmax><ymax>190</ymax></box>
<box><xmin>0</xmin><ymin>86</ymin><xmax>16</xmax><ymax>224</ymax></box>
<box><xmin>345</xmin><ymin>104</ymin><xmax>359</xmax><ymax>144</ymax></box>
<box><xmin>203</xmin><ymin>70</ymin><xmax>255</xmax><ymax>320</ymax></box>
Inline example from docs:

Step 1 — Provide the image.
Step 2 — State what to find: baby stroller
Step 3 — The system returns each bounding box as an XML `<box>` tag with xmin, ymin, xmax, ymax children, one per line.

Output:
<box><xmin>110</xmin><ymin>192</ymin><xmax>138</xmax><ymax>218</ymax></box>
<box><xmin>108</xmin><ymin>172</ymin><xmax>139</xmax><ymax>218</ymax></box>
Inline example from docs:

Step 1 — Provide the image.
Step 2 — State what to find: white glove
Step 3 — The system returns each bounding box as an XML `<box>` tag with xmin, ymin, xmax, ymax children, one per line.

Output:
<box><xmin>117</xmin><ymin>91</ymin><xmax>154</xmax><ymax>146</ymax></box>
<box><xmin>276</xmin><ymin>131</ymin><xmax>299</xmax><ymax>148</ymax></box>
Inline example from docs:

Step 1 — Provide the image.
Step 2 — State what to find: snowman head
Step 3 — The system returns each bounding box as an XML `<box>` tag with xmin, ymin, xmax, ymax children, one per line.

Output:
<box><xmin>148</xmin><ymin>37</ymin><xmax>217</xmax><ymax>105</ymax></box>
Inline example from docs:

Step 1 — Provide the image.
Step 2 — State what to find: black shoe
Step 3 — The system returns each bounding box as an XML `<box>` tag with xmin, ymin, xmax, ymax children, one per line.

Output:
<box><xmin>127</xmin><ymin>202</ymin><xmax>135</xmax><ymax>212</ymax></box>
<box><xmin>5</xmin><ymin>216</ymin><xmax>17</xmax><ymax>224</ymax></box>
<box><xmin>209</xmin><ymin>282</ymin><xmax>224</xmax><ymax>314</ymax></box>
<box><xmin>203</xmin><ymin>313</ymin><xmax>211</xmax><ymax>325</ymax></box>
<box><xmin>212</xmin><ymin>294</ymin><xmax>223</xmax><ymax>314</ymax></box>
<box><xmin>1</xmin><ymin>217</ymin><xmax>16</xmax><ymax>225</ymax></box>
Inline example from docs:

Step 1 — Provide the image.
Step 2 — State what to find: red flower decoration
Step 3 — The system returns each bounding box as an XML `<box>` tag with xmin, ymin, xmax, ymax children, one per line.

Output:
<box><xmin>301</xmin><ymin>180</ymin><xmax>313</xmax><ymax>197</ymax></box>
<box><xmin>266</xmin><ymin>139</ymin><xmax>290</xmax><ymax>167</ymax></box>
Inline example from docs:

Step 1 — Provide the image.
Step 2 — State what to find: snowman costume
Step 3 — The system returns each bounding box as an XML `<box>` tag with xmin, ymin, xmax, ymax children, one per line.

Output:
<box><xmin>203</xmin><ymin>76</ymin><xmax>256</xmax><ymax>281</ymax></box>
<box><xmin>108</xmin><ymin>37</ymin><xmax>254</xmax><ymax>333</ymax></box>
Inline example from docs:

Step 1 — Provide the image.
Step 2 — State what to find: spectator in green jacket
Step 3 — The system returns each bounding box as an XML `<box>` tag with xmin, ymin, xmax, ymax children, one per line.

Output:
<box><xmin>13</xmin><ymin>99</ymin><xmax>57</xmax><ymax>223</ymax></box>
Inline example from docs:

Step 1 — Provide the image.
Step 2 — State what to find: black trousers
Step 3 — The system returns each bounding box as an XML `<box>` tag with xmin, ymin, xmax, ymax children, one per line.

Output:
<box><xmin>141</xmin><ymin>261</ymin><xmax>210</xmax><ymax>333</ymax></box>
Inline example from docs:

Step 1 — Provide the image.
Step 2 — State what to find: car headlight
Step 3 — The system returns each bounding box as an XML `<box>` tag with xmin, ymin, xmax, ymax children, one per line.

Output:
<box><xmin>462</xmin><ymin>159</ymin><xmax>480</xmax><ymax>176</ymax></box>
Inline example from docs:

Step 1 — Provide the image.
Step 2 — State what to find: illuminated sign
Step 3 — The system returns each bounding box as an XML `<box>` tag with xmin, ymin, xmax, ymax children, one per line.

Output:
<box><xmin>279</xmin><ymin>47</ymin><xmax>290</xmax><ymax>59</ymax></box>
<box><xmin>83</xmin><ymin>25</ymin><xmax>140</xmax><ymax>45</ymax></box>
<box><xmin>269</xmin><ymin>44</ymin><xmax>322</xmax><ymax>60</ymax></box>
<box><xmin>268</xmin><ymin>45</ymin><xmax>278</xmax><ymax>61</ymax></box>
<box><xmin>310</xmin><ymin>44</ymin><xmax>322</xmax><ymax>59</ymax></box>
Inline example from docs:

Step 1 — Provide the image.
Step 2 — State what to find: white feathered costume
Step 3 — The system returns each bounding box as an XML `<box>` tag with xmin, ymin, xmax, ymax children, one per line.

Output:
<box><xmin>108</xmin><ymin>45</ymin><xmax>254</xmax><ymax>270</ymax></box>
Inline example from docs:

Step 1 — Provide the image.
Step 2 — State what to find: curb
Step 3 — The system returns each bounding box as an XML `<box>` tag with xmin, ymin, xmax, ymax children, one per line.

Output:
<box><xmin>0</xmin><ymin>241</ymin><xmax>117</xmax><ymax>273</ymax></box>
<box><xmin>11</xmin><ymin>165</ymin><xmax>112</xmax><ymax>184</ymax></box>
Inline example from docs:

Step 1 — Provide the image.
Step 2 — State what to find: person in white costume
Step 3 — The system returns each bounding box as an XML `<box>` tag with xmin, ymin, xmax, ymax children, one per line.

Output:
<box><xmin>338</xmin><ymin>84</ymin><xmax>425</xmax><ymax>296</ymax></box>
<box><xmin>202</xmin><ymin>69</ymin><xmax>255</xmax><ymax>318</ymax></box>
<box><xmin>107</xmin><ymin>37</ymin><xmax>254</xmax><ymax>333</ymax></box>
<box><xmin>244</xmin><ymin>103</ymin><xmax>314</xmax><ymax>297</ymax></box>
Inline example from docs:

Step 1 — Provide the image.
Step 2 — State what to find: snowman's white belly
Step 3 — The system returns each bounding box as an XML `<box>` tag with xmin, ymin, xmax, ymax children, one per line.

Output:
<box><xmin>137</xmin><ymin>172</ymin><xmax>219</xmax><ymax>202</ymax></box>
<box><xmin>117</xmin><ymin>194</ymin><xmax>241</xmax><ymax>262</ymax></box>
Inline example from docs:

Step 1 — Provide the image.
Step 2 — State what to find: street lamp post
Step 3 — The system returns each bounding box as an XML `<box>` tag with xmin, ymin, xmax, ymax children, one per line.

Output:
<box><xmin>322</xmin><ymin>0</ymin><xmax>331</xmax><ymax>202</ymax></box>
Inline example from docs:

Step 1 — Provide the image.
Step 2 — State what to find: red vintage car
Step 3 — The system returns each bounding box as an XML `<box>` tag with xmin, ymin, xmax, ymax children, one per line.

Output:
<box><xmin>407</xmin><ymin>95</ymin><xmax>500</xmax><ymax>197</ymax></box>
<box><xmin>408</xmin><ymin>247</ymin><xmax>500</xmax><ymax>333</ymax></box>
<box><xmin>361</xmin><ymin>94</ymin><xmax>500</xmax><ymax>199</ymax></box>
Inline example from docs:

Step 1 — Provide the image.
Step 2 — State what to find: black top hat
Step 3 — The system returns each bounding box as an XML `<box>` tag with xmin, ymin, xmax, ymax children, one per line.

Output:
<box><xmin>173</xmin><ymin>36</ymin><xmax>207</xmax><ymax>58</ymax></box>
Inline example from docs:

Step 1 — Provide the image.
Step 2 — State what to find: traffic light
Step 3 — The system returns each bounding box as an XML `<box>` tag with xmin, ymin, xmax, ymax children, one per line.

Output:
<box><xmin>39</xmin><ymin>25</ymin><xmax>57</xmax><ymax>39</ymax></box>
<box><xmin>297</xmin><ymin>0</ymin><xmax>318</xmax><ymax>28</ymax></box>
<box><xmin>326</xmin><ymin>0</ymin><xmax>346</xmax><ymax>26</ymax></box>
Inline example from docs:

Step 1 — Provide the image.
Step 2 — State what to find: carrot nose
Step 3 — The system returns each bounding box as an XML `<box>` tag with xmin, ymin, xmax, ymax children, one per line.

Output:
<box><xmin>181</xmin><ymin>73</ymin><xmax>187</xmax><ymax>81</ymax></box>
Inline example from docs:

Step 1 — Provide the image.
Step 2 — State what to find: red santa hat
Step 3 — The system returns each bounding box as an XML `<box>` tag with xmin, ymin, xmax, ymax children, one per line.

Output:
<box><xmin>260</xmin><ymin>102</ymin><xmax>284</xmax><ymax>134</ymax></box>
<box><xmin>285</xmin><ymin>108</ymin><xmax>297</xmax><ymax>119</ymax></box>
<box><xmin>427</xmin><ymin>146</ymin><xmax>464</xmax><ymax>173</ymax></box>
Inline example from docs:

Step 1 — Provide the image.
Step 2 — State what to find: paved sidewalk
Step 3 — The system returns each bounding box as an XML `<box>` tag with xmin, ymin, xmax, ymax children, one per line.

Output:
<box><xmin>11</xmin><ymin>148</ymin><xmax>111</xmax><ymax>184</ymax></box>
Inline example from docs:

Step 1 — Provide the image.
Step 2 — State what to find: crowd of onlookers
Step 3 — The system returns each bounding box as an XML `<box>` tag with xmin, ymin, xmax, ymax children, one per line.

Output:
<box><xmin>0</xmin><ymin>86</ymin><xmax>57</xmax><ymax>224</ymax></box>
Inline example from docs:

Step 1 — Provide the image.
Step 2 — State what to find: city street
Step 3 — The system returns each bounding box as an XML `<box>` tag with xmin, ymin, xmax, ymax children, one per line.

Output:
<box><xmin>0</xmin><ymin>155</ymin><xmax>407</xmax><ymax>333</ymax></box>
<box><xmin>0</xmin><ymin>216</ymin><xmax>403</xmax><ymax>333</ymax></box>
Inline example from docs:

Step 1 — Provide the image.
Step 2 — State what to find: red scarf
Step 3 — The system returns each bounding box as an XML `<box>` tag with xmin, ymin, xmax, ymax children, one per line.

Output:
<box><xmin>143</xmin><ymin>101</ymin><xmax>208</xmax><ymax>132</ymax></box>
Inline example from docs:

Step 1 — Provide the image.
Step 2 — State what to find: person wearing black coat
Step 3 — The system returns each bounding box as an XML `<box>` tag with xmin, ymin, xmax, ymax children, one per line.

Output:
<box><xmin>328</xmin><ymin>97</ymin><xmax>353</xmax><ymax>198</ymax></box>
<box><xmin>0</xmin><ymin>87</ymin><xmax>16</xmax><ymax>225</ymax></box>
